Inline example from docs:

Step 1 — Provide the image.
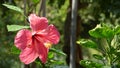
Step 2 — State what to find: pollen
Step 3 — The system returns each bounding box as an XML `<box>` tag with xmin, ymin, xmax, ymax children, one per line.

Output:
<box><xmin>44</xmin><ymin>42</ymin><xmax>52</xmax><ymax>48</ymax></box>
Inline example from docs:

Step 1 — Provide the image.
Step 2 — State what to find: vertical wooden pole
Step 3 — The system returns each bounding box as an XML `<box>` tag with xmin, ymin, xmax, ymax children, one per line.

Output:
<box><xmin>23</xmin><ymin>0</ymin><xmax>27</xmax><ymax>25</ymax></box>
<box><xmin>38</xmin><ymin>0</ymin><xmax>42</xmax><ymax>16</ymax></box>
<box><xmin>42</xmin><ymin>0</ymin><xmax>46</xmax><ymax>17</ymax></box>
<box><xmin>23</xmin><ymin>0</ymin><xmax>26</xmax><ymax>16</ymax></box>
<box><xmin>70</xmin><ymin>0</ymin><xmax>77</xmax><ymax>68</ymax></box>
<box><xmin>38</xmin><ymin>0</ymin><xmax>46</xmax><ymax>17</ymax></box>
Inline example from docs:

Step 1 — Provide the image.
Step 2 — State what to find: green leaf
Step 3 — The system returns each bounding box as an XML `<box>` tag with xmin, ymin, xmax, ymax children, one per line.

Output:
<box><xmin>50</xmin><ymin>48</ymin><xmax>66</xmax><ymax>56</ymax></box>
<box><xmin>3</xmin><ymin>4</ymin><xmax>23</xmax><ymax>13</ymax></box>
<box><xmin>93</xmin><ymin>54</ymin><xmax>103</xmax><ymax>60</ymax></box>
<box><xmin>32</xmin><ymin>0</ymin><xmax>40</xmax><ymax>4</ymax></box>
<box><xmin>80</xmin><ymin>60</ymin><xmax>103</xmax><ymax>68</ymax></box>
<box><xmin>48</xmin><ymin>52</ymin><xmax>54</xmax><ymax>59</ymax></box>
<box><xmin>77</xmin><ymin>39</ymin><xmax>97</xmax><ymax>49</ymax></box>
<box><xmin>114</xmin><ymin>26</ymin><xmax>120</xmax><ymax>35</ymax></box>
<box><xmin>89</xmin><ymin>24</ymin><xmax>114</xmax><ymax>38</ymax></box>
<box><xmin>7</xmin><ymin>25</ymin><xmax>29</xmax><ymax>32</ymax></box>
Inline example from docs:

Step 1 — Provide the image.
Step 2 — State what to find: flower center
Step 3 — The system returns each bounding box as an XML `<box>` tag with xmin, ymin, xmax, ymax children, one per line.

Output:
<box><xmin>44</xmin><ymin>42</ymin><xmax>52</xmax><ymax>48</ymax></box>
<box><xmin>32</xmin><ymin>32</ymin><xmax>36</xmax><ymax>36</ymax></box>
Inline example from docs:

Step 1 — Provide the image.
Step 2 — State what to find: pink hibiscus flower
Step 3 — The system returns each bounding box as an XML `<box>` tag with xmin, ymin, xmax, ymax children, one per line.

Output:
<box><xmin>14</xmin><ymin>14</ymin><xmax>60</xmax><ymax>64</ymax></box>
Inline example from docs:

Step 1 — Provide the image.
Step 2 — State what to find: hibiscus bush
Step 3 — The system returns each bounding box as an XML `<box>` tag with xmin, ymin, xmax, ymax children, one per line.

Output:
<box><xmin>77</xmin><ymin>23</ymin><xmax>120</xmax><ymax>68</ymax></box>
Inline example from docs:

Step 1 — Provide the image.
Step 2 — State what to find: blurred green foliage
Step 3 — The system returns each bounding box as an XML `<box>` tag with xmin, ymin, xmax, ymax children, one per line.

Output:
<box><xmin>77</xmin><ymin>0</ymin><xmax>120</xmax><ymax>68</ymax></box>
<box><xmin>77</xmin><ymin>22</ymin><xmax>120</xmax><ymax>68</ymax></box>
<box><xmin>1</xmin><ymin>0</ymin><xmax>120</xmax><ymax>68</ymax></box>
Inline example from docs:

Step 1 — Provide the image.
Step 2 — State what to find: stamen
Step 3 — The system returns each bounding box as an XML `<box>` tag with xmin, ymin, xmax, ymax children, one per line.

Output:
<box><xmin>44</xmin><ymin>42</ymin><xmax>52</xmax><ymax>48</ymax></box>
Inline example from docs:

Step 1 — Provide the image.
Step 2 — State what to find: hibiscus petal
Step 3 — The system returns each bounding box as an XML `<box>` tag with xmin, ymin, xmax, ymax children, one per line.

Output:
<box><xmin>14</xmin><ymin>29</ymin><xmax>32</xmax><ymax>50</ymax></box>
<box><xmin>37</xmin><ymin>24</ymin><xmax>60</xmax><ymax>44</ymax></box>
<box><xmin>28</xmin><ymin>14</ymin><xmax>48</xmax><ymax>32</ymax></box>
<box><xmin>34</xmin><ymin>37</ymin><xmax>48</xmax><ymax>63</ymax></box>
<box><xmin>19</xmin><ymin>46</ymin><xmax>38</xmax><ymax>64</ymax></box>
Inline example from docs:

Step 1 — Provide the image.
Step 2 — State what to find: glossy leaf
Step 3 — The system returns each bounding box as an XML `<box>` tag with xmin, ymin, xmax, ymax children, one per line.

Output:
<box><xmin>48</xmin><ymin>52</ymin><xmax>54</xmax><ymax>59</ymax></box>
<box><xmin>3</xmin><ymin>4</ymin><xmax>23</xmax><ymax>14</ymax></box>
<box><xmin>77</xmin><ymin>39</ymin><xmax>97</xmax><ymax>49</ymax></box>
<box><xmin>7</xmin><ymin>25</ymin><xmax>29</xmax><ymax>32</ymax></box>
<box><xmin>49</xmin><ymin>48</ymin><xmax>66</xmax><ymax>56</ymax></box>
<box><xmin>114</xmin><ymin>26</ymin><xmax>120</xmax><ymax>35</ymax></box>
<box><xmin>89</xmin><ymin>24</ymin><xmax>114</xmax><ymax>38</ymax></box>
<box><xmin>93</xmin><ymin>54</ymin><xmax>103</xmax><ymax>60</ymax></box>
<box><xmin>80</xmin><ymin>60</ymin><xmax>103</xmax><ymax>68</ymax></box>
